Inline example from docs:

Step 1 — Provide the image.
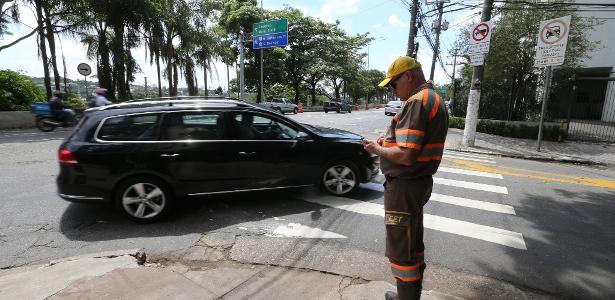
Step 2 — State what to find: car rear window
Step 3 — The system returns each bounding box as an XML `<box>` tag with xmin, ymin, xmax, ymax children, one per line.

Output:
<box><xmin>96</xmin><ymin>113</ymin><xmax>160</xmax><ymax>141</ymax></box>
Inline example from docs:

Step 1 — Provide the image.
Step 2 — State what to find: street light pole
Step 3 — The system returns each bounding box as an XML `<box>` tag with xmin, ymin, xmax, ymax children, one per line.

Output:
<box><xmin>259</xmin><ymin>0</ymin><xmax>264</xmax><ymax>103</ymax></box>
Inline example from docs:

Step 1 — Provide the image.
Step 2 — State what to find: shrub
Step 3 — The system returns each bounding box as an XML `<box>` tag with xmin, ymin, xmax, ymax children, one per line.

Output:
<box><xmin>0</xmin><ymin>70</ymin><xmax>45</xmax><ymax>111</ymax></box>
<box><xmin>449</xmin><ymin>116</ymin><xmax>566</xmax><ymax>141</ymax></box>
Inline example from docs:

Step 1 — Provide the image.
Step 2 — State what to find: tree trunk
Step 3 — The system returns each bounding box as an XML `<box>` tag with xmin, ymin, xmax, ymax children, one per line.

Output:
<box><xmin>293</xmin><ymin>81</ymin><xmax>300</xmax><ymax>105</ymax></box>
<box><xmin>97</xmin><ymin>23</ymin><xmax>113</xmax><ymax>100</ymax></box>
<box><xmin>112</xmin><ymin>24</ymin><xmax>127</xmax><ymax>100</ymax></box>
<box><xmin>172</xmin><ymin>62</ymin><xmax>178</xmax><ymax>96</ymax></box>
<box><xmin>156</xmin><ymin>54</ymin><xmax>162</xmax><ymax>97</ymax></box>
<box><xmin>203</xmin><ymin>61</ymin><xmax>208</xmax><ymax>96</ymax></box>
<box><xmin>34</xmin><ymin>1</ymin><xmax>51</xmax><ymax>99</ymax></box>
<box><xmin>42</xmin><ymin>4</ymin><xmax>60</xmax><ymax>91</ymax></box>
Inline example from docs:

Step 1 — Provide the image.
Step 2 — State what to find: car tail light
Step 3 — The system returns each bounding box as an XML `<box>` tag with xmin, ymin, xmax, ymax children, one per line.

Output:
<box><xmin>58</xmin><ymin>148</ymin><xmax>78</xmax><ymax>165</ymax></box>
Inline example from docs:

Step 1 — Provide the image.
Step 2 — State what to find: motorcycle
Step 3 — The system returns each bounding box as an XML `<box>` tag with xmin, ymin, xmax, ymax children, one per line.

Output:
<box><xmin>30</xmin><ymin>103</ymin><xmax>84</xmax><ymax>132</ymax></box>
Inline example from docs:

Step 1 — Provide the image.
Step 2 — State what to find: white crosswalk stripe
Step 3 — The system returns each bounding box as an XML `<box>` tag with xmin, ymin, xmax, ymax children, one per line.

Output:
<box><xmin>303</xmin><ymin>195</ymin><xmax>526</xmax><ymax>250</ymax></box>
<box><xmin>430</xmin><ymin>193</ymin><xmax>515</xmax><ymax>214</ymax></box>
<box><xmin>443</xmin><ymin>151</ymin><xmax>493</xmax><ymax>160</ymax></box>
<box><xmin>443</xmin><ymin>154</ymin><xmax>496</xmax><ymax>164</ymax></box>
<box><xmin>437</xmin><ymin>167</ymin><xmax>503</xmax><ymax>179</ymax></box>
<box><xmin>434</xmin><ymin>177</ymin><xmax>509</xmax><ymax>194</ymax></box>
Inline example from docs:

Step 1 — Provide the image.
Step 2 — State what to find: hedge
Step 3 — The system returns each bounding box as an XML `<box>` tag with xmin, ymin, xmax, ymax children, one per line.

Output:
<box><xmin>448</xmin><ymin>116</ymin><xmax>567</xmax><ymax>142</ymax></box>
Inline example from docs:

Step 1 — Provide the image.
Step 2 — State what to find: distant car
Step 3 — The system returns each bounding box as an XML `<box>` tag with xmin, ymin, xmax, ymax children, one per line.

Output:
<box><xmin>260</xmin><ymin>97</ymin><xmax>298</xmax><ymax>114</ymax></box>
<box><xmin>385</xmin><ymin>100</ymin><xmax>403</xmax><ymax>116</ymax></box>
<box><xmin>324</xmin><ymin>99</ymin><xmax>352</xmax><ymax>113</ymax></box>
<box><xmin>57</xmin><ymin>98</ymin><xmax>380</xmax><ymax>222</ymax></box>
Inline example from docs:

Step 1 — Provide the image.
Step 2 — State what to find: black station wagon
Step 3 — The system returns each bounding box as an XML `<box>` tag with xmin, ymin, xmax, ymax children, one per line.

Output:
<box><xmin>57</xmin><ymin>98</ymin><xmax>380</xmax><ymax>221</ymax></box>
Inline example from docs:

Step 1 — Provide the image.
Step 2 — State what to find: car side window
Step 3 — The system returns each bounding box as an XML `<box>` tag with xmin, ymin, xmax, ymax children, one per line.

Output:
<box><xmin>97</xmin><ymin>113</ymin><xmax>160</xmax><ymax>141</ymax></box>
<box><xmin>161</xmin><ymin>112</ymin><xmax>226</xmax><ymax>141</ymax></box>
<box><xmin>232</xmin><ymin>112</ymin><xmax>298</xmax><ymax>140</ymax></box>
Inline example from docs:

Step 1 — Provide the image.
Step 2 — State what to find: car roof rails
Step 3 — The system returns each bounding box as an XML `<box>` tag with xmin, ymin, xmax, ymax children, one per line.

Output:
<box><xmin>89</xmin><ymin>96</ymin><xmax>256</xmax><ymax>112</ymax></box>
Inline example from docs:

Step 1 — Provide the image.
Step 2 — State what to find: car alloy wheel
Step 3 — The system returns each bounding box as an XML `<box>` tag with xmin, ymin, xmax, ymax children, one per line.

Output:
<box><xmin>322</xmin><ymin>162</ymin><xmax>358</xmax><ymax>196</ymax></box>
<box><xmin>116</xmin><ymin>177</ymin><xmax>171</xmax><ymax>222</ymax></box>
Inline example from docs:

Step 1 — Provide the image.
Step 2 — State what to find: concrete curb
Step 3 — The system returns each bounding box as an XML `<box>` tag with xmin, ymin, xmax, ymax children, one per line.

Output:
<box><xmin>446</xmin><ymin>147</ymin><xmax>608</xmax><ymax>166</ymax></box>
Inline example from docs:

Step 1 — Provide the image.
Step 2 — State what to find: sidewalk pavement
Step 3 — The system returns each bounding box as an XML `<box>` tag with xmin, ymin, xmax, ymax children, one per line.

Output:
<box><xmin>445</xmin><ymin>128</ymin><xmax>615</xmax><ymax>166</ymax></box>
<box><xmin>0</xmin><ymin>249</ymin><xmax>463</xmax><ymax>300</ymax></box>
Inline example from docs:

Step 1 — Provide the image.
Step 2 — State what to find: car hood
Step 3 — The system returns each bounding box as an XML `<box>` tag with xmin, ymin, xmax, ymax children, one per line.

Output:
<box><xmin>304</xmin><ymin>124</ymin><xmax>363</xmax><ymax>140</ymax></box>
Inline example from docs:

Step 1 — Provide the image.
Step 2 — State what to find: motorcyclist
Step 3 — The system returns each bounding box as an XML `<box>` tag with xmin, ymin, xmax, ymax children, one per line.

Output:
<box><xmin>94</xmin><ymin>87</ymin><xmax>112</xmax><ymax>107</ymax></box>
<box><xmin>48</xmin><ymin>90</ymin><xmax>74</xmax><ymax>125</ymax></box>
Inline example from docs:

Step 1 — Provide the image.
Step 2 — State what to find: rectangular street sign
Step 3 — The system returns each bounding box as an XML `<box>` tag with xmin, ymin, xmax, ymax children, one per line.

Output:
<box><xmin>469</xmin><ymin>53</ymin><xmax>485</xmax><ymax>66</ymax></box>
<box><xmin>253</xmin><ymin>31</ymin><xmax>288</xmax><ymax>49</ymax></box>
<box><xmin>254</xmin><ymin>19</ymin><xmax>288</xmax><ymax>36</ymax></box>
<box><xmin>534</xmin><ymin>15</ymin><xmax>570</xmax><ymax>67</ymax></box>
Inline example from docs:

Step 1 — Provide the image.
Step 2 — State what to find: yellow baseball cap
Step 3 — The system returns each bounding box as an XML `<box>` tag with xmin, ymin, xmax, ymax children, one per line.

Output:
<box><xmin>378</xmin><ymin>56</ymin><xmax>421</xmax><ymax>87</ymax></box>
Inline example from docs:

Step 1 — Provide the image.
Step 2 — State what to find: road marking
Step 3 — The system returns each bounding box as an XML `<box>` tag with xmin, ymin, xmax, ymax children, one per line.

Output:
<box><xmin>270</xmin><ymin>223</ymin><xmax>347</xmax><ymax>239</ymax></box>
<box><xmin>425</xmin><ymin>214</ymin><xmax>526</xmax><ymax>250</ymax></box>
<box><xmin>452</xmin><ymin>159</ymin><xmax>615</xmax><ymax>190</ymax></box>
<box><xmin>445</xmin><ymin>154</ymin><xmax>496</xmax><ymax>164</ymax></box>
<box><xmin>437</xmin><ymin>167</ymin><xmax>503</xmax><ymax>179</ymax></box>
<box><xmin>303</xmin><ymin>195</ymin><xmax>526</xmax><ymax>249</ymax></box>
<box><xmin>434</xmin><ymin>177</ymin><xmax>509</xmax><ymax>194</ymax></box>
<box><xmin>430</xmin><ymin>193</ymin><xmax>515</xmax><ymax>214</ymax></box>
<box><xmin>444</xmin><ymin>151</ymin><xmax>492</xmax><ymax>160</ymax></box>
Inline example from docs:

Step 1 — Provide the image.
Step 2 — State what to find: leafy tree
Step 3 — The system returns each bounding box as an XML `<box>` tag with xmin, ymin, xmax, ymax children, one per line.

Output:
<box><xmin>455</xmin><ymin>0</ymin><xmax>599</xmax><ymax>121</ymax></box>
<box><xmin>0</xmin><ymin>70</ymin><xmax>45</xmax><ymax>111</ymax></box>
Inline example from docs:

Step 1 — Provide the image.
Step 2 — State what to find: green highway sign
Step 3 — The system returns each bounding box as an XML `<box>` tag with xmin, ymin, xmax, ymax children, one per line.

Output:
<box><xmin>254</xmin><ymin>19</ymin><xmax>288</xmax><ymax>36</ymax></box>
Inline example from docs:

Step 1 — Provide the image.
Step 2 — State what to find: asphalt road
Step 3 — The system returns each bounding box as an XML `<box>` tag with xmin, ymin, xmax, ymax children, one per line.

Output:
<box><xmin>1</xmin><ymin>109</ymin><xmax>614</xmax><ymax>299</ymax></box>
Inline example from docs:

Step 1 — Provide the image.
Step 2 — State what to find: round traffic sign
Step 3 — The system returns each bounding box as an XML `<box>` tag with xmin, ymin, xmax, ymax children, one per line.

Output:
<box><xmin>540</xmin><ymin>19</ymin><xmax>568</xmax><ymax>45</ymax></box>
<box><xmin>472</xmin><ymin>23</ymin><xmax>490</xmax><ymax>42</ymax></box>
<box><xmin>77</xmin><ymin>63</ymin><xmax>92</xmax><ymax>76</ymax></box>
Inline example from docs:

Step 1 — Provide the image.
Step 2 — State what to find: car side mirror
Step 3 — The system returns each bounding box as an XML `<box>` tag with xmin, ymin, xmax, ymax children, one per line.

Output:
<box><xmin>296</xmin><ymin>131</ymin><xmax>312</xmax><ymax>142</ymax></box>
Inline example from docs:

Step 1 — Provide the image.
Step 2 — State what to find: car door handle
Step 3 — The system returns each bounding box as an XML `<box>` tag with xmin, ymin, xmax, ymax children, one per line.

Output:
<box><xmin>238</xmin><ymin>151</ymin><xmax>256</xmax><ymax>156</ymax></box>
<box><xmin>160</xmin><ymin>154</ymin><xmax>180</xmax><ymax>158</ymax></box>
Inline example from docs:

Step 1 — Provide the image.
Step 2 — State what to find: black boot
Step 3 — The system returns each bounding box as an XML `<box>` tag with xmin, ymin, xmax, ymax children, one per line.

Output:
<box><xmin>384</xmin><ymin>291</ymin><xmax>398</xmax><ymax>300</ymax></box>
<box><xmin>396</xmin><ymin>281</ymin><xmax>422</xmax><ymax>300</ymax></box>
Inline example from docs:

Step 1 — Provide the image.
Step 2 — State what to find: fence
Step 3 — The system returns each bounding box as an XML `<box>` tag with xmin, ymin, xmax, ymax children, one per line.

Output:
<box><xmin>565</xmin><ymin>120</ymin><xmax>615</xmax><ymax>142</ymax></box>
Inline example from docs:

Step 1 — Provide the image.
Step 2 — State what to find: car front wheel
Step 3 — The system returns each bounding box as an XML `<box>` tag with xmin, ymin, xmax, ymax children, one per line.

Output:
<box><xmin>321</xmin><ymin>161</ymin><xmax>359</xmax><ymax>196</ymax></box>
<box><xmin>115</xmin><ymin>176</ymin><xmax>173</xmax><ymax>222</ymax></box>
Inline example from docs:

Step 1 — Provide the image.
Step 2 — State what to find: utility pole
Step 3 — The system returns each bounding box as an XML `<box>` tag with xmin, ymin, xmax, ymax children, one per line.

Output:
<box><xmin>448</xmin><ymin>48</ymin><xmax>460</xmax><ymax>114</ymax></box>
<box><xmin>259</xmin><ymin>0</ymin><xmax>264</xmax><ymax>103</ymax></box>
<box><xmin>462</xmin><ymin>0</ymin><xmax>494</xmax><ymax>147</ymax></box>
<box><xmin>407</xmin><ymin>0</ymin><xmax>419</xmax><ymax>57</ymax></box>
<box><xmin>429</xmin><ymin>1</ymin><xmax>445</xmax><ymax>81</ymax></box>
<box><xmin>144</xmin><ymin>76</ymin><xmax>148</xmax><ymax>98</ymax></box>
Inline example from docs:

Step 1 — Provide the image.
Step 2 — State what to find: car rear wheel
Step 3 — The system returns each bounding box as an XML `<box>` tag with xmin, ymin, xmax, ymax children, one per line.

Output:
<box><xmin>293</xmin><ymin>107</ymin><xmax>298</xmax><ymax>114</ymax></box>
<box><xmin>321</xmin><ymin>161</ymin><xmax>359</xmax><ymax>196</ymax></box>
<box><xmin>115</xmin><ymin>176</ymin><xmax>173</xmax><ymax>222</ymax></box>
<box><xmin>324</xmin><ymin>109</ymin><xmax>328</xmax><ymax>113</ymax></box>
<box><xmin>336</xmin><ymin>107</ymin><xmax>340</xmax><ymax>113</ymax></box>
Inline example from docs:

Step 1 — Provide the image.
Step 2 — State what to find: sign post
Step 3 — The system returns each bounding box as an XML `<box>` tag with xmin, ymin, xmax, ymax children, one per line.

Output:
<box><xmin>77</xmin><ymin>63</ymin><xmax>92</xmax><ymax>101</ymax></box>
<box><xmin>534</xmin><ymin>16</ymin><xmax>570</xmax><ymax>151</ymax></box>
<box><xmin>252</xmin><ymin>18</ymin><xmax>288</xmax><ymax>103</ymax></box>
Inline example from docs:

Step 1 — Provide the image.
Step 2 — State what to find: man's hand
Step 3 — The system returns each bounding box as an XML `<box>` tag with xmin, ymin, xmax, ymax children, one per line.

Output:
<box><xmin>362</xmin><ymin>139</ymin><xmax>380</xmax><ymax>155</ymax></box>
<box><xmin>376</xmin><ymin>134</ymin><xmax>385</xmax><ymax>146</ymax></box>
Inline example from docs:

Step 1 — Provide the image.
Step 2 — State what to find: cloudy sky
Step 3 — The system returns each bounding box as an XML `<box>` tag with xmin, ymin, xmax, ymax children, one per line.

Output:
<box><xmin>0</xmin><ymin>0</ymin><xmax>483</xmax><ymax>91</ymax></box>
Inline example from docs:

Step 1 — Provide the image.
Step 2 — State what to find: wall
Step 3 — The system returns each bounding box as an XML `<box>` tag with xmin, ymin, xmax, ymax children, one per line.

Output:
<box><xmin>0</xmin><ymin>111</ymin><xmax>34</xmax><ymax>130</ymax></box>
